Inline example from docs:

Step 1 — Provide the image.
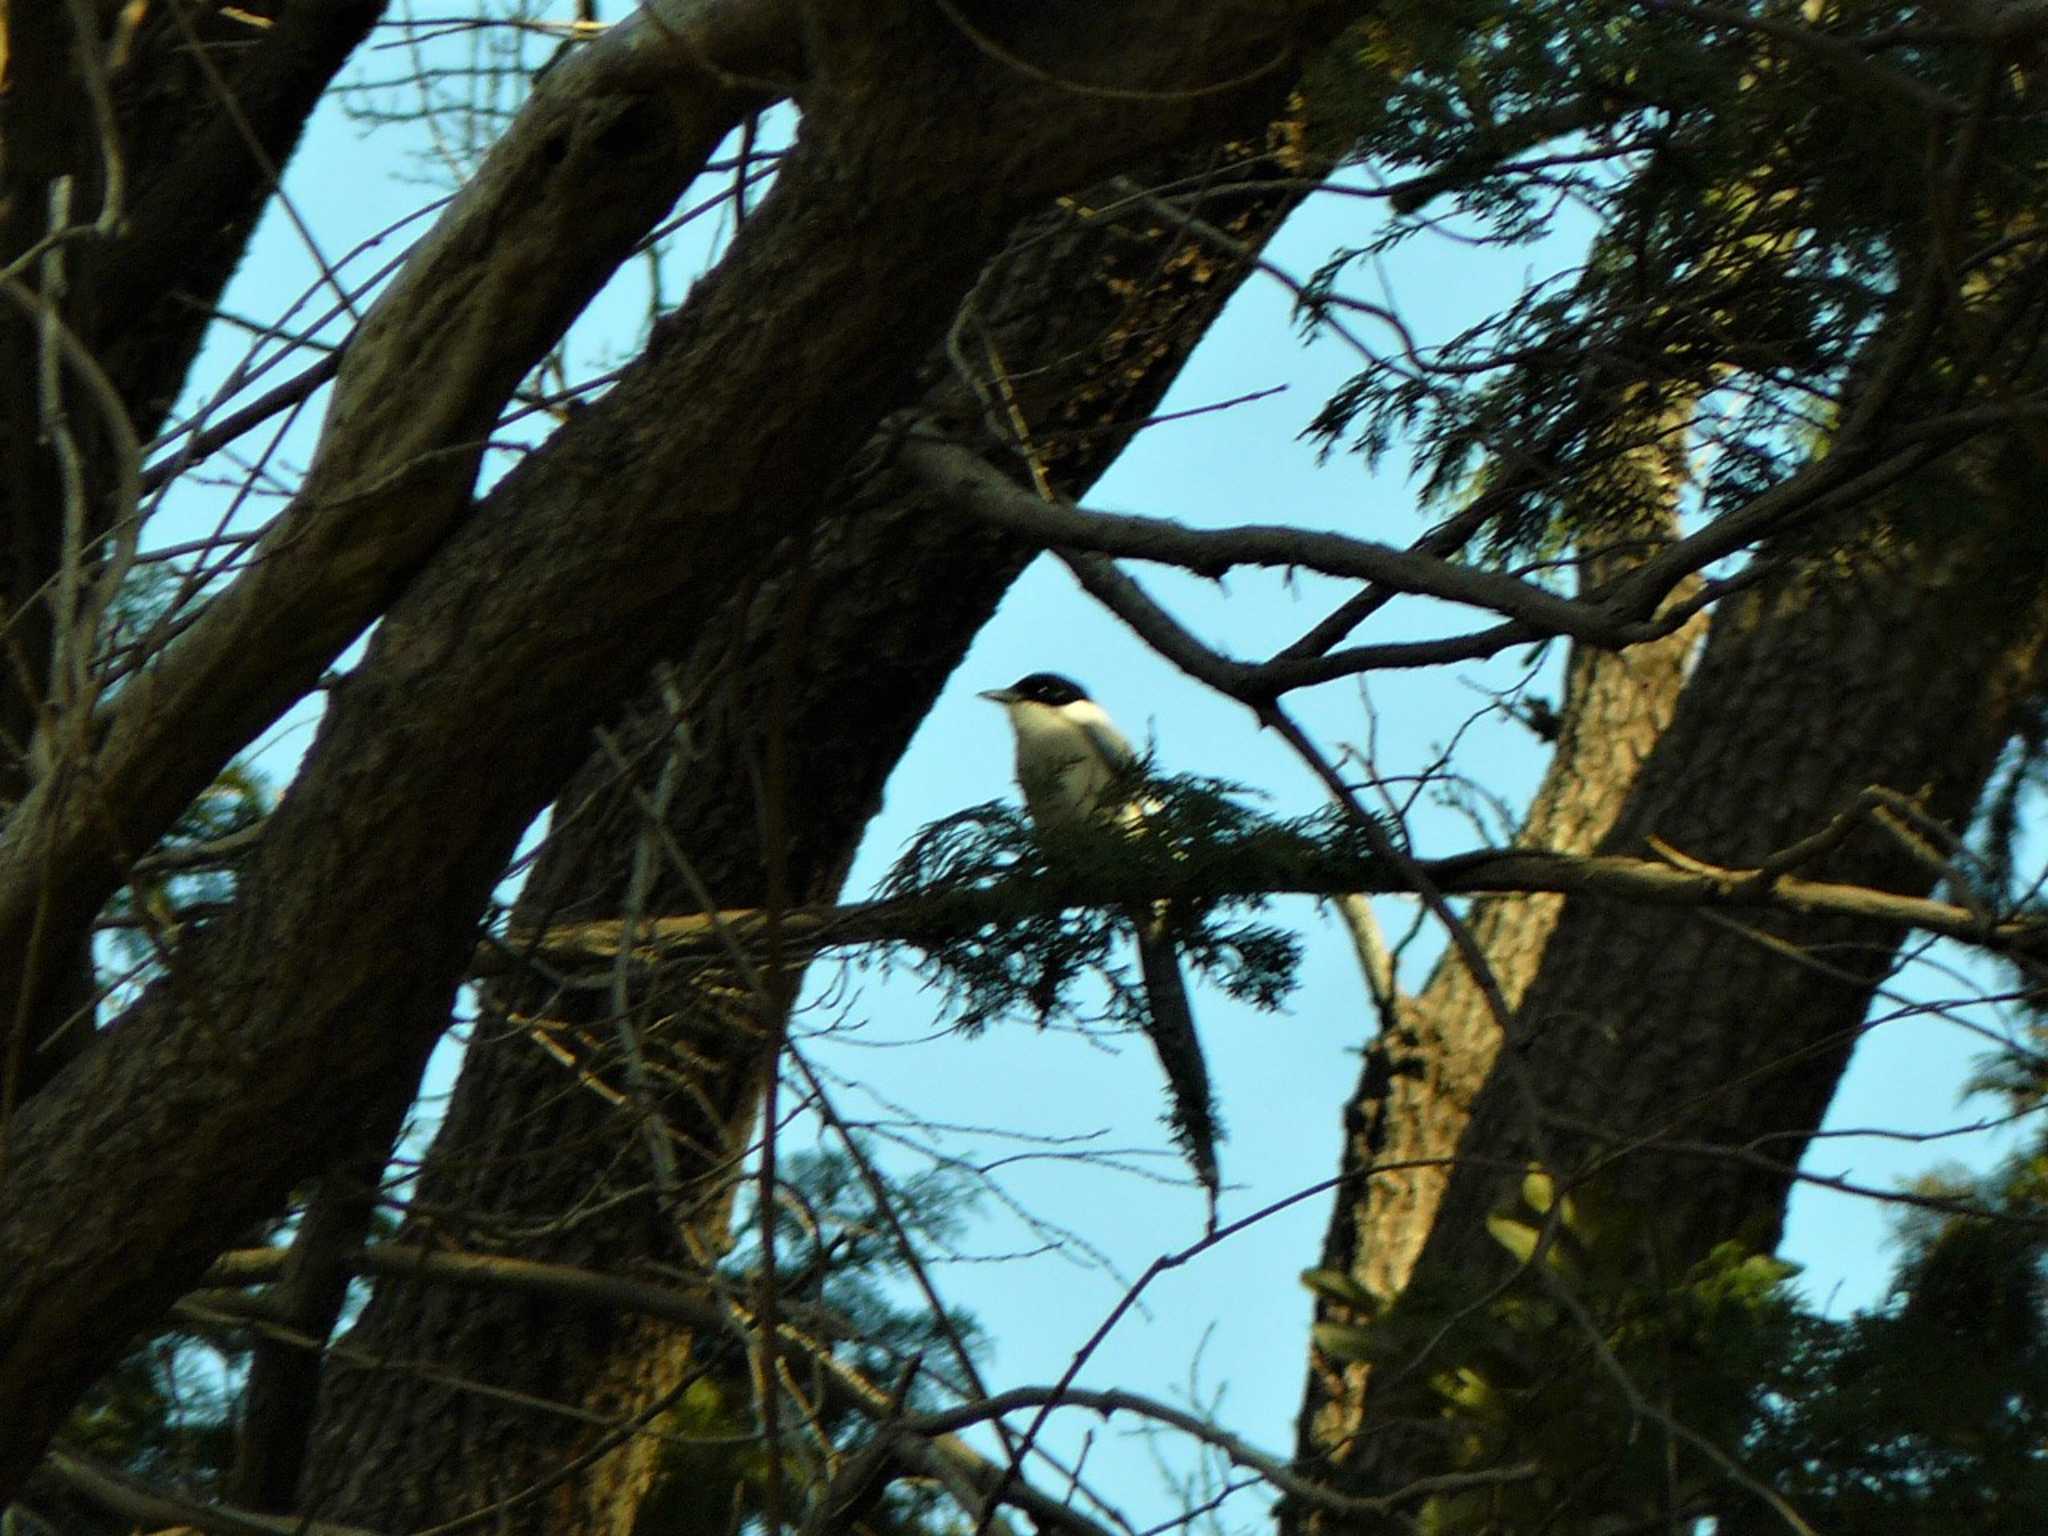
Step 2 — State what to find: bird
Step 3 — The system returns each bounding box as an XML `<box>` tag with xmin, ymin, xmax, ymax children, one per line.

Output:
<box><xmin>979</xmin><ymin>672</ymin><xmax>1220</xmax><ymax>1219</ymax></box>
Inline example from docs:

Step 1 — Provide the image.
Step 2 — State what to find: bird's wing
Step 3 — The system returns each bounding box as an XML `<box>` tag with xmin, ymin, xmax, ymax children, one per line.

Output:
<box><xmin>1081</xmin><ymin>717</ymin><xmax>1135</xmax><ymax>770</ymax></box>
<box><xmin>1065</xmin><ymin>709</ymin><xmax>1215</xmax><ymax>1216</ymax></box>
<box><xmin>1082</xmin><ymin>717</ymin><xmax>1153</xmax><ymax>828</ymax></box>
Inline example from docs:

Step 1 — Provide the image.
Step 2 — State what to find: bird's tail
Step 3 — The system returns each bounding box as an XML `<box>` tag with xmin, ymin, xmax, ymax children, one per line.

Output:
<box><xmin>1134</xmin><ymin>906</ymin><xmax>1221</xmax><ymax>1228</ymax></box>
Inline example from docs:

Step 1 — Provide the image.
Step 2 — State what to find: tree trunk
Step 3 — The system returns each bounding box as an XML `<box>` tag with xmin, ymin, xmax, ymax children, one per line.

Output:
<box><xmin>0</xmin><ymin>0</ymin><xmax>386</xmax><ymax>1086</ymax></box>
<box><xmin>299</xmin><ymin>123</ymin><xmax>1323</xmax><ymax>1533</ymax></box>
<box><xmin>1294</xmin><ymin>437</ymin><xmax>2048</xmax><ymax>1521</ymax></box>
<box><xmin>0</xmin><ymin>2</ymin><xmax>1346</xmax><ymax>1500</ymax></box>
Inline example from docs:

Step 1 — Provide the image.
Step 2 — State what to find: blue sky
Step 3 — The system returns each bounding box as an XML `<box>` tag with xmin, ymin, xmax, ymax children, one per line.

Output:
<box><xmin>149</xmin><ymin>48</ymin><xmax>2033</xmax><ymax>1524</ymax></box>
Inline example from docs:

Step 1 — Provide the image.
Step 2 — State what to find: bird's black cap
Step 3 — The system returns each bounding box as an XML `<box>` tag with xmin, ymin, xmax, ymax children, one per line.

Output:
<box><xmin>983</xmin><ymin>672</ymin><xmax>1091</xmax><ymax>706</ymax></box>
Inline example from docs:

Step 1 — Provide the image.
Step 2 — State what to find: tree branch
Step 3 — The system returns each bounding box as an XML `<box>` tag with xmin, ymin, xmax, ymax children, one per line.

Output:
<box><xmin>910</xmin><ymin>434</ymin><xmax>1635</xmax><ymax>645</ymax></box>
<box><xmin>31</xmin><ymin>1451</ymin><xmax>388</xmax><ymax>1536</ymax></box>
<box><xmin>0</xmin><ymin>0</ymin><xmax>792</xmax><ymax>1061</ymax></box>
<box><xmin>483</xmin><ymin>836</ymin><xmax>2048</xmax><ymax>974</ymax></box>
<box><xmin>0</xmin><ymin>0</ymin><xmax>1356</xmax><ymax>1499</ymax></box>
<box><xmin>202</xmin><ymin>1243</ymin><xmax>1117</xmax><ymax>1536</ymax></box>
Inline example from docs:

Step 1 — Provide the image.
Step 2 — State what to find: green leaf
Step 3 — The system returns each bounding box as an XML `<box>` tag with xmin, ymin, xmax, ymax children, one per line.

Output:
<box><xmin>1301</xmin><ymin>1267</ymin><xmax>1378</xmax><ymax>1310</ymax></box>
<box><xmin>1488</xmin><ymin>1212</ymin><xmax>1541</xmax><ymax>1266</ymax></box>
<box><xmin>1312</xmin><ymin>1321</ymin><xmax>1380</xmax><ymax>1363</ymax></box>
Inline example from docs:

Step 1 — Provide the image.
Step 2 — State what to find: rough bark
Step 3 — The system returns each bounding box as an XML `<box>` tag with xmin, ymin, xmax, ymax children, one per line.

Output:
<box><xmin>1294</xmin><ymin>435</ymin><xmax>2048</xmax><ymax>1517</ymax></box>
<box><xmin>0</xmin><ymin>0</ymin><xmax>387</xmax><ymax>1084</ymax></box>
<box><xmin>1294</xmin><ymin>393</ymin><xmax>1705</xmax><ymax>1490</ymax></box>
<box><xmin>0</xmin><ymin>0</ymin><xmax>1346</xmax><ymax>1504</ymax></box>
<box><xmin>14</xmin><ymin>0</ymin><xmax>387</xmax><ymax>431</ymax></box>
<box><xmin>299</xmin><ymin>120</ymin><xmax>1323</xmax><ymax>1534</ymax></box>
<box><xmin>0</xmin><ymin>0</ymin><xmax>784</xmax><ymax>1078</ymax></box>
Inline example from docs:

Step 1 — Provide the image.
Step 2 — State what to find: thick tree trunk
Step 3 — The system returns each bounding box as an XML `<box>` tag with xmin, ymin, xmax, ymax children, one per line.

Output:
<box><xmin>1294</xmin><ymin>439</ymin><xmax>2048</xmax><ymax>1521</ymax></box>
<box><xmin>0</xmin><ymin>0</ymin><xmax>386</xmax><ymax>1084</ymax></box>
<box><xmin>1305</xmin><ymin>399</ymin><xmax>1706</xmax><ymax>1321</ymax></box>
<box><xmin>299</xmin><ymin>124</ymin><xmax>1323</xmax><ymax>1533</ymax></box>
<box><xmin>0</xmin><ymin>2</ymin><xmax>1345</xmax><ymax>1500</ymax></box>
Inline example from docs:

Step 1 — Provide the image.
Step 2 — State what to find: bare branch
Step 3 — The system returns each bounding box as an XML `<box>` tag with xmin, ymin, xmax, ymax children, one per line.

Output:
<box><xmin>0</xmin><ymin>0</ymin><xmax>793</xmax><ymax>1037</ymax></box>
<box><xmin>34</xmin><ymin>1451</ymin><xmax>388</xmax><ymax>1536</ymax></box>
<box><xmin>482</xmin><ymin>838</ymin><xmax>2048</xmax><ymax>974</ymax></box>
<box><xmin>910</xmin><ymin>435</ymin><xmax>1634</xmax><ymax>646</ymax></box>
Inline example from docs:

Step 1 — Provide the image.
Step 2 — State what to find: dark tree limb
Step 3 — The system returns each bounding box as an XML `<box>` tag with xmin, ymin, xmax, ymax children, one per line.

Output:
<box><xmin>0</xmin><ymin>0</ymin><xmax>1352</xmax><ymax>1503</ymax></box>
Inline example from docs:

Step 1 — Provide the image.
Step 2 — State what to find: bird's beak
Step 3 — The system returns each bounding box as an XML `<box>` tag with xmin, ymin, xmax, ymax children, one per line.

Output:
<box><xmin>979</xmin><ymin>688</ymin><xmax>1020</xmax><ymax>704</ymax></box>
